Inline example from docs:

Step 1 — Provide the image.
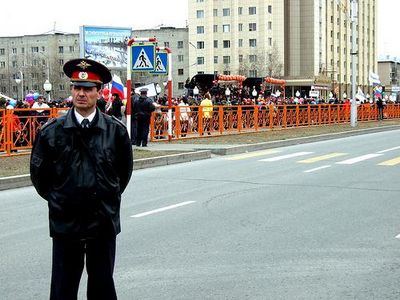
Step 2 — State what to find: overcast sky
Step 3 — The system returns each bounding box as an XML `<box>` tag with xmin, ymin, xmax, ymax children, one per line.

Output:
<box><xmin>1</xmin><ymin>0</ymin><xmax>398</xmax><ymax>57</ymax></box>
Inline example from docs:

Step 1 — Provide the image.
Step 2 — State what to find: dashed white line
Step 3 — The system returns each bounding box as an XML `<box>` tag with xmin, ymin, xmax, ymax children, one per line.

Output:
<box><xmin>303</xmin><ymin>165</ymin><xmax>332</xmax><ymax>173</ymax></box>
<box><xmin>395</xmin><ymin>233</ymin><xmax>400</xmax><ymax>240</ymax></box>
<box><xmin>336</xmin><ymin>154</ymin><xmax>383</xmax><ymax>165</ymax></box>
<box><xmin>259</xmin><ymin>152</ymin><xmax>313</xmax><ymax>162</ymax></box>
<box><xmin>131</xmin><ymin>201</ymin><xmax>196</xmax><ymax>218</ymax></box>
<box><xmin>377</xmin><ymin>146</ymin><xmax>400</xmax><ymax>154</ymax></box>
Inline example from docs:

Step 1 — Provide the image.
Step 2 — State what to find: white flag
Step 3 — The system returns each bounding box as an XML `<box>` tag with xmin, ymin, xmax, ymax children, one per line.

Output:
<box><xmin>368</xmin><ymin>71</ymin><xmax>381</xmax><ymax>85</ymax></box>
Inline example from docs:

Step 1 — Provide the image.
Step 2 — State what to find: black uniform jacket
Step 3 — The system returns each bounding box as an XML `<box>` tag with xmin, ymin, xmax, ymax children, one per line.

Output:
<box><xmin>30</xmin><ymin>108</ymin><xmax>133</xmax><ymax>239</ymax></box>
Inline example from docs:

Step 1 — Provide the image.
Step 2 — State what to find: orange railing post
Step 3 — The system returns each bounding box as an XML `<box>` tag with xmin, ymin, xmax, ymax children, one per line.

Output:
<box><xmin>219</xmin><ymin>106</ymin><xmax>224</xmax><ymax>134</ymax></box>
<box><xmin>237</xmin><ymin>106</ymin><xmax>242</xmax><ymax>132</ymax></box>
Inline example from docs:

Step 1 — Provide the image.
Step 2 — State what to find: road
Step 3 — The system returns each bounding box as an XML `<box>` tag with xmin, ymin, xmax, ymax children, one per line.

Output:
<box><xmin>1</xmin><ymin>130</ymin><xmax>400</xmax><ymax>299</ymax></box>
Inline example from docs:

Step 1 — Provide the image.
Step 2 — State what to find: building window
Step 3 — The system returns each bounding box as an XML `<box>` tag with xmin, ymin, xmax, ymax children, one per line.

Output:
<box><xmin>32</xmin><ymin>59</ymin><xmax>38</xmax><ymax>66</ymax></box>
<box><xmin>12</xmin><ymin>48</ymin><xmax>17</xmax><ymax>54</ymax></box>
<box><xmin>249</xmin><ymin>39</ymin><xmax>257</xmax><ymax>47</ymax></box>
<box><xmin>197</xmin><ymin>10</ymin><xmax>204</xmax><ymax>18</ymax></box>
<box><xmin>249</xmin><ymin>7</ymin><xmax>256</xmax><ymax>15</ymax></box>
<box><xmin>214</xmin><ymin>56</ymin><xmax>218</xmax><ymax>64</ymax></box>
<box><xmin>197</xmin><ymin>26</ymin><xmax>205</xmax><ymax>34</ymax></box>
<box><xmin>0</xmin><ymin>49</ymin><xmax>5</xmax><ymax>55</ymax></box>
<box><xmin>239</xmin><ymin>55</ymin><xmax>243</xmax><ymax>63</ymax></box>
<box><xmin>223</xmin><ymin>56</ymin><xmax>230</xmax><ymax>64</ymax></box>
<box><xmin>1</xmin><ymin>87</ymin><xmax>6</xmax><ymax>93</ymax></box>
<box><xmin>31</xmin><ymin>47</ymin><xmax>39</xmax><ymax>53</ymax></box>
<box><xmin>197</xmin><ymin>57</ymin><xmax>204</xmax><ymax>65</ymax></box>
<box><xmin>164</xmin><ymin>42</ymin><xmax>170</xmax><ymax>47</ymax></box>
<box><xmin>238</xmin><ymin>7</ymin><xmax>243</xmax><ymax>15</ymax></box>
<box><xmin>268</xmin><ymin>22</ymin><xmax>272</xmax><ymax>30</ymax></box>
<box><xmin>238</xmin><ymin>39</ymin><xmax>243</xmax><ymax>47</ymax></box>
<box><xmin>69</xmin><ymin>46</ymin><xmax>75</xmax><ymax>52</ymax></box>
<box><xmin>268</xmin><ymin>38</ymin><xmax>272</xmax><ymax>46</ymax></box>
<box><xmin>249</xmin><ymin>23</ymin><xmax>257</xmax><ymax>31</ymax></box>
<box><xmin>197</xmin><ymin>41</ymin><xmax>205</xmax><ymax>49</ymax></box>
<box><xmin>12</xmin><ymin>61</ymin><xmax>17</xmax><ymax>67</ymax></box>
<box><xmin>59</xmin><ymin>72</ymin><xmax>64</xmax><ymax>79</ymax></box>
<box><xmin>59</xmin><ymin>59</ymin><xmax>64</xmax><ymax>66</ymax></box>
<box><xmin>238</xmin><ymin>23</ymin><xmax>243</xmax><ymax>32</ymax></box>
<box><xmin>177</xmin><ymin>41</ymin><xmax>184</xmax><ymax>48</ymax></box>
<box><xmin>223</xmin><ymin>24</ymin><xmax>230</xmax><ymax>33</ymax></box>
<box><xmin>178</xmin><ymin>55</ymin><xmax>184</xmax><ymax>62</ymax></box>
<box><xmin>249</xmin><ymin>55</ymin><xmax>257</xmax><ymax>63</ymax></box>
<box><xmin>268</xmin><ymin>5</ymin><xmax>272</xmax><ymax>13</ymax></box>
<box><xmin>223</xmin><ymin>8</ymin><xmax>230</xmax><ymax>16</ymax></box>
<box><xmin>249</xmin><ymin>70</ymin><xmax>257</xmax><ymax>77</ymax></box>
<box><xmin>59</xmin><ymin>46</ymin><xmax>64</xmax><ymax>53</ymax></box>
<box><xmin>213</xmin><ymin>9</ymin><xmax>218</xmax><ymax>17</ymax></box>
<box><xmin>223</xmin><ymin>40</ymin><xmax>231</xmax><ymax>48</ymax></box>
<box><xmin>214</xmin><ymin>40</ymin><xmax>218</xmax><ymax>48</ymax></box>
<box><xmin>59</xmin><ymin>84</ymin><xmax>65</xmax><ymax>91</ymax></box>
<box><xmin>178</xmin><ymin>82</ymin><xmax>184</xmax><ymax>89</ymax></box>
<box><xmin>21</xmin><ymin>48</ymin><xmax>24</xmax><ymax>54</ymax></box>
<box><xmin>213</xmin><ymin>25</ymin><xmax>218</xmax><ymax>33</ymax></box>
<box><xmin>178</xmin><ymin>69</ymin><xmax>184</xmax><ymax>75</ymax></box>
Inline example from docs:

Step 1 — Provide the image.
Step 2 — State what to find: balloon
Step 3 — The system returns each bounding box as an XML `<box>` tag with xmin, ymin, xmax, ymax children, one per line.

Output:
<box><xmin>103</xmin><ymin>88</ymin><xmax>110</xmax><ymax>96</ymax></box>
<box><xmin>33</xmin><ymin>92</ymin><xmax>39</xmax><ymax>100</ymax></box>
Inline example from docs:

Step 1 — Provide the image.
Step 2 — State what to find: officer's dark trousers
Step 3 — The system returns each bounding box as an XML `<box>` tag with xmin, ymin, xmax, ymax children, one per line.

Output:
<box><xmin>136</xmin><ymin>116</ymin><xmax>150</xmax><ymax>146</ymax></box>
<box><xmin>50</xmin><ymin>236</ymin><xmax>117</xmax><ymax>300</ymax></box>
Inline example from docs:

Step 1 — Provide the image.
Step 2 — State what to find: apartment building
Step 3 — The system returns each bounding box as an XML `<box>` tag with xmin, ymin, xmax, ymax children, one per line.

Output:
<box><xmin>132</xmin><ymin>27</ymin><xmax>189</xmax><ymax>97</ymax></box>
<box><xmin>378</xmin><ymin>55</ymin><xmax>400</xmax><ymax>100</ymax></box>
<box><xmin>0</xmin><ymin>33</ymin><xmax>79</xmax><ymax>100</ymax></box>
<box><xmin>189</xmin><ymin>0</ymin><xmax>377</xmax><ymax>99</ymax></box>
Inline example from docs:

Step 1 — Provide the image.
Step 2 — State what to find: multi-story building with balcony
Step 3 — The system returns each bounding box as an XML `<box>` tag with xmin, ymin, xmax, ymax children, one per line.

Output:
<box><xmin>0</xmin><ymin>33</ymin><xmax>79</xmax><ymax>100</ymax></box>
<box><xmin>378</xmin><ymin>55</ymin><xmax>400</xmax><ymax>100</ymax></box>
<box><xmin>188</xmin><ymin>0</ymin><xmax>377</xmax><ymax>99</ymax></box>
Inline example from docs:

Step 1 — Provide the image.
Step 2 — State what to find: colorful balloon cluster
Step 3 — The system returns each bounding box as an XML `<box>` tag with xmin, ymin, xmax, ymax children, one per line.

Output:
<box><xmin>217</xmin><ymin>75</ymin><xmax>246</xmax><ymax>82</ymax></box>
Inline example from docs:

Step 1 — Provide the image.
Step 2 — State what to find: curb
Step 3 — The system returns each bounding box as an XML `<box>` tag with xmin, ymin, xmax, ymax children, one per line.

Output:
<box><xmin>0</xmin><ymin>150</ymin><xmax>212</xmax><ymax>191</ymax></box>
<box><xmin>205</xmin><ymin>125</ymin><xmax>400</xmax><ymax>155</ymax></box>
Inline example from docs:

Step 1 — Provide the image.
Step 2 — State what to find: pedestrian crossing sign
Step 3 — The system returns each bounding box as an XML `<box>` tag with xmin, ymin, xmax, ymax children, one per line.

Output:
<box><xmin>131</xmin><ymin>44</ymin><xmax>155</xmax><ymax>72</ymax></box>
<box><xmin>150</xmin><ymin>52</ymin><xmax>168</xmax><ymax>74</ymax></box>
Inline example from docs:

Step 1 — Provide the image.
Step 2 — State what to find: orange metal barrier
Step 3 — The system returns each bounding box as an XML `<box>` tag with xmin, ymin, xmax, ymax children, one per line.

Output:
<box><xmin>0</xmin><ymin>104</ymin><xmax>399</xmax><ymax>155</ymax></box>
<box><xmin>150</xmin><ymin>103</ymin><xmax>400</xmax><ymax>141</ymax></box>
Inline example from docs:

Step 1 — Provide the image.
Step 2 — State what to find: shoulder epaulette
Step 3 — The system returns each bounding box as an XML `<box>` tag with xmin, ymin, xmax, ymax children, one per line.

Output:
<box><xmin>40</xmin><ymin>118</ymin><xmax>57</xmax><ymax>130</ymax></box>
<box><xmin>111</xmin><ymin>116</ymin><xmax>127</xmax><ymax>128</ymax></box>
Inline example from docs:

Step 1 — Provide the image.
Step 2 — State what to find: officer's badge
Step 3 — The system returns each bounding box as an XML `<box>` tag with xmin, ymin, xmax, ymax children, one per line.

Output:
<box><xmin>78</xmin><ymin>72</ymin><xmax>88</xmax><ymax>79</ymax></box>
<box><xmin>77</xmin><ymin>61</ymin><xmax>91</xmax><ymax>69</ymax></box>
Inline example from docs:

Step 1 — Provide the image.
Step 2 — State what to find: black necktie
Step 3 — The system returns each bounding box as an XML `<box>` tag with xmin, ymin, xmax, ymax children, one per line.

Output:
<box><xmin>81</xmin><ymin>118</ymin><xmax>90</xmax><ymax>129</ymax></box>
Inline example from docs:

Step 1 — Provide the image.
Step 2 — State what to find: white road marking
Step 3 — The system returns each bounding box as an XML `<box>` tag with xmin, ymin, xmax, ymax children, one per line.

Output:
<box><xmin>298</xmin><ymin>153</ymin><xmax>347</xmax><ymax>163</ymax></box>
<box><xmin>379</xmin><ymin>156</ymin><xmax>400</xmax><ymax>166</ymax></box>
<box><xmin>336</xmin><ymin>154</ymin><xmax>383</xmax><ymax>165</ymax></box>
<box><xmin>131</xmin><ymin>201</ymin><xmax>195</xmax><ymax>218</ymax></box>
<box><xmin>377</xmin><ymin>146</ymin><xmax>400</xmax><ymax>154</ymax></box>
<box><xmin>225</xmin><ymin>149</ymin><xmax>279</xmax><ymax>160</ymax></box>
<box><xmin>259</xmin><ymin>152</ymin><xmax>313</xmax><ymax>162</ymax></box>
<box><xmin>304</xmin><ymin>165</ymin><xmax>332</xmax><ymax>173</ymax></box>
<box><xmin>395</xmin><ymin>233</ymin><xmax>400</xmax><ymax>239</ymax></box>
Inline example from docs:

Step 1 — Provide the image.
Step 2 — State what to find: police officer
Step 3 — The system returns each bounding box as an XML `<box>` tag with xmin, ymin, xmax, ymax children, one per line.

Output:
<box><xmin>30</xmin><ymin>58</ymin><xmax>133</xmax><ymax>300</ymax></box>
<box><xmin>132</xmin><ymin>88</ymin><xmax>155</xmax><ymax>147</ymax></box>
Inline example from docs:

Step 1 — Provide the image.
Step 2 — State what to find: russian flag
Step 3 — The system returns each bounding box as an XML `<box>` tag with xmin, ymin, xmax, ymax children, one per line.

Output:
<box><xmin>111</xmin><ymin>74</ymin><xmax>125</xmax><ymax>100</ymax></box>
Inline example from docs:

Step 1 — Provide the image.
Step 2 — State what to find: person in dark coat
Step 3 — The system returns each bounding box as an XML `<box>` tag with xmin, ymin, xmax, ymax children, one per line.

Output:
<box><xmin>30</xmin><ymin>58</ymin><xmax>133</xmax><ymax>300</ymax></box>
<box><xmin>96</xmin><ymin>95</ymin><xmax>107</xmax><ymax>113</ymax></box>
<box><xmin>376</xmin><ymin>97</ymin><xmax>384</xmax><ymax>120</ymax></box>
<box><xmin>132</xmin><ymin>88</ymin><xmax>155</xmax><ymax>147</ymax></box>
<box><xmin>110</xmin><ymin>93</ymin><xmax>123</xmax><ymax>120</ymax></box>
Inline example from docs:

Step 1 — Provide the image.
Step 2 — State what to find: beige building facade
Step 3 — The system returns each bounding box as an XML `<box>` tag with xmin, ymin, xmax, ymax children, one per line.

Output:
<box><xmin>189</xmin><ymin>0</ymin><xmax>377</xmax><ymax>100</ymax></box>
<box><xmin>0</xmin><ymin>33</ymin><xmax>79</xmax><ymax>100</ymax></box>
<box><xmin>378</xmin><ymin>56</ymin><xmax>400</xmax><ymax>101</ymax></box>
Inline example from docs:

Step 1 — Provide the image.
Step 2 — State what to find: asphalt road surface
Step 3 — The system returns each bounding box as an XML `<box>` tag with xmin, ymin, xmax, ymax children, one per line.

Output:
<box><xmin>1</xmin><ymin>130</ymin><xmax>400</xmax><ymax>300</ymax></box>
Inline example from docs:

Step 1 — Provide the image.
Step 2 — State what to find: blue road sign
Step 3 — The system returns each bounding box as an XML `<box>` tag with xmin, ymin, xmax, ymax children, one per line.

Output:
<box><xmin>150</xmin><ymin>52</ymin><xmax>168</xmax><ymax>74</ymax></box>
<box><xmin>131</xmin><ymin>44</ymin><xmax>155</xmax><ymax>72</ymax></box>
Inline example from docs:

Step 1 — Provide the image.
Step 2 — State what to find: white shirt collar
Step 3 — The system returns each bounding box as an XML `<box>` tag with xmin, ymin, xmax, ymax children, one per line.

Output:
<box><xmin>74</xmin><ymin>108</ymin><xmax>96</xmax><ymax>125</ymax></box>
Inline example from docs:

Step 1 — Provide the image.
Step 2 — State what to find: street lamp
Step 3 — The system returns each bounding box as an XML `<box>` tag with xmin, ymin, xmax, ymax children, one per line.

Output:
<box><xmin>295</xmin><ymin>90</ymin><xmax>300</xmax><ymax>98</ymax></box>
<box><xmin>43</xmin><ymin>79</ymin><xmax>52</xmax><ymax>102</ymax></box>
<box><xmin>155</xmin><ymin>83</ymin><xmax>161</xmax><ymax>100</ymax></box>
<box><xmin>15</xmin><ymin>71</ymin><xmax>23</xmax><ymax>100</ymax></box>
<box><xmin>252</xmin><ymin>88</ymin><xmax>257</xmax><ymax>98</ymax></box>
<box><xmin>343</xmin><ymin>92</ymin><xmax>347</xmax><ymax>100</ymax></box>
<box><xmin>276</xmin><ymin>90</ymin><xmax>281</xmax><ymax>98</ymax></box>
<box><xmin>225</xmin><ymin>87</ymin><xmax>231</xmax><ymax>100</ymax></box>
<box><xmin>329</xmin><ymin>92</ymin><xmax>333</xmax><ymax>99</ymax></box>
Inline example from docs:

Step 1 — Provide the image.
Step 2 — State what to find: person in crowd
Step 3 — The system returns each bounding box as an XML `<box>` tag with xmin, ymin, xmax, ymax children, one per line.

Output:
<box><xmin>32</xmin><ymin>95</ymin><xmax>50</xmax><ymax>114</ymax></box>
<box><xmin>132</xmin><ymin>88</ymin><xmax>155</xmax><ymax>147</ymax></box>
<box><xmin>30</xmin><ymin>58</ymin><xmax>133</xmax><ymax>300</ymax></box>
<box><xmin>110</xmin><ymin>93</ymin><xmax>123</xmax><ymax>120</ymax></box>
<box><xmin>96</xmin><ymin>95</ymin><xmax>107</xmax><ymax>113</ymax></box>
<box><xmin>376</xmin><ymin>97</ymin><xmax>384</xmax><ymax>120</ymax></box>
<box><xmin>178</xmin><ymin>97</ymin><xmax>191</xmax><ymax>137</ymax></box>
<box><xmin>200</xmin><ymin>92</ymin><xmax>213</xmax><ymax>135</ymax></box>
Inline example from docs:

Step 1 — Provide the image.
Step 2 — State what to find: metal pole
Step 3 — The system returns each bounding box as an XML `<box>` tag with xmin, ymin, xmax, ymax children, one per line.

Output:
<box><xmin>20</xmin><ymin>71</ymin><xmax>24</xmax><ymax>101</ymax></box>
<box><xmin>350</xmin><ymin>0</ymin><xmax>358</xmax><ymax>127</ymax></box>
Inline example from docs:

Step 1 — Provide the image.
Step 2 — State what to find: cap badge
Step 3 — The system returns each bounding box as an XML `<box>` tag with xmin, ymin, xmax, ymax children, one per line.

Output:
<box><xmin>78</xmin><ymin>72</ymin><xmax>88</xmax><ymax>79</ymax></box>
<box><xmin>77</xmin><ymin>61</ymin><xmax>91</xmax><ymax>69</ymax></box>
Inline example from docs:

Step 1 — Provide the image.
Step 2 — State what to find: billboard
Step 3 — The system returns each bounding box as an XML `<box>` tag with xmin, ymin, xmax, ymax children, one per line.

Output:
<box><xmin>80</xmin><ymin>26</ymin><xmax>132</xmax><ymax>69</ymax></box>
